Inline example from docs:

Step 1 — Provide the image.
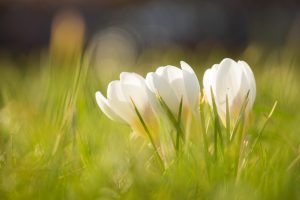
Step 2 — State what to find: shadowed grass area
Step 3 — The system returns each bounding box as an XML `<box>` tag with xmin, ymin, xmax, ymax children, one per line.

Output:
<box><xmin>0</xmin><ymin>46</ymin><xmax>299</xmax><ymax>199</ymax></box>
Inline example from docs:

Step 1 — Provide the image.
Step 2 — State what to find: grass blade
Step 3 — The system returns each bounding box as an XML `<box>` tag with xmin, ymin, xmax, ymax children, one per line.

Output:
<box><xmin>199</xmin><ymin>96</ymin><xmax>209</xmax><ymax>158</ymax></box>
<box><xmin>248</xmin><ymin>101</ymin><xmax>278</xmax><ymax>156</ymax></box>
<box><xmin>230</xmin><ymin>91</ymin><xmax>250</xmax><ymax>142</ymax></box>
<box><xmin>157</xmin><ymin>94</ymin><xmax>184</xmax><ymax>153</ymax></box>
<box><xmin>176</xmin><ymin>97</ymin><xmax>183</xmax><ymax>152</ymax></box>
<box><xmin>210</xmin><ymin>87</ymin><xmax>224</xmax><ymax>159</ymax></box>
<box><xmin>130</xmin><ymin>98</ymin><xmax>165</xmax><ymax>170</ymax></box>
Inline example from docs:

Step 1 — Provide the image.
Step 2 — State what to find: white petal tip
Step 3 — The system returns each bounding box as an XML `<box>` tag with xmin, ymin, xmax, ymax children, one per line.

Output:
<box><xmin>95</xmin><ymin>91</ymin><xmax>106</xmax><ymax>108</ymax></box>
<box><xmin>220</xmin><ymin>58</ymin><xmax>236</xmax><ymax>65</ymax></box>
<box><xmin>95</xmin><ymin>91</ymin><xmax>126</xmax><ymax>123</ymax></box>
<box><xmin>95</xmin><ymin>91</ymin><xmax>102</xmax><ymax>99</ymax></box>
<box><xmin>180</xmin><ymin>60</ymin><xmax>187</xmax><ymax>65</ymax></box>
<box><xmin>180</xmin><ymin>61</ymin><xmax>194</xmax><ymax>73</ymax></box>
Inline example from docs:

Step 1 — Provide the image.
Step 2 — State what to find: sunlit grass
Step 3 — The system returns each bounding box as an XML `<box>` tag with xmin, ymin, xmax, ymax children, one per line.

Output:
<box><xmin>0</xmin><ymin>46</ymin><xmax>300</xmax><ymax>199</ymax></box>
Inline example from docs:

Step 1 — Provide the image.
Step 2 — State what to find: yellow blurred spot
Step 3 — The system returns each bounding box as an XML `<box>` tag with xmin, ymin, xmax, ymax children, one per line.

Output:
<box><xmin>50</xmin><ymin>9</ymin><xmax>85</xmax><ymax>62</ymax></box>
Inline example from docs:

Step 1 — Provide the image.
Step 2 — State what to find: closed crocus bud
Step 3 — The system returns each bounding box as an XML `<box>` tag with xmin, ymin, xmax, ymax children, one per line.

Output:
<box><xmin>203</xmin><ymin>58</ymin><xmax>256</xmax><ymax>126</ymax></box>
<box><xmin>145</xmin><ymin>61</ymin><xmax>200</xmax><ymax>121</ymax></box>
<box><xmin>95</xmin><ymin>72</ymin><xmax>158</xmax><ymax>137</ymax></box>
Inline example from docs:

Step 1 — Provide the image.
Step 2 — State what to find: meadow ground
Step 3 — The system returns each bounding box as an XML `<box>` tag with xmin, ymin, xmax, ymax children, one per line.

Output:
<box><xmin>0</xmin><ymin>45</ymin><xmax>299</xmax><ymax>199</ymax></box>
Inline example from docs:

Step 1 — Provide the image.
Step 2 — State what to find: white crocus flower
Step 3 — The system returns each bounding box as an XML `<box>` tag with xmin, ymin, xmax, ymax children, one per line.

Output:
<box><xmin>145</xmin><ymin>61</ymin><xmax>200</xmax><ymax>122</ymax></box>
<box><xmin>203</xmin><ymin>58</ymin><xmax>256</xmax><ymax>126</ymax></box>
<box><xmin>95</xmin><ymin>72</ymin><xmax>158</xmax><ymax>138</ymax></box>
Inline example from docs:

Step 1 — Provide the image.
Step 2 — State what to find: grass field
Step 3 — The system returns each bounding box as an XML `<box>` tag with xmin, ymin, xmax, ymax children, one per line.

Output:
<box><xmin>0</xmin><ymin>45</ymin><xmax>299</xmax><ymax>199</ymax></box>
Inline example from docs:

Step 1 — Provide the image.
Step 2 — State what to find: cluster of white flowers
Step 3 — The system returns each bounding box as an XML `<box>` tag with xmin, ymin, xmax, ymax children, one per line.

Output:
<box><xmin>96</xmin><ymin>58</ymin><xmax>256</xmax><ymax>138</ymax></box>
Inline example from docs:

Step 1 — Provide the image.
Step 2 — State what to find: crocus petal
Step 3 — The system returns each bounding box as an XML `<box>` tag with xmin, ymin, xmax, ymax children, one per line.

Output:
<box><xmin>146</xmin><ymin>72</ymin><xmax>180</xmax><ymax>116</ymax></box>
<box><xmin>144</xmin><ymin>78</ymin><xmax>161</xmax><ymax>116</ymax></box>
<box><xmin>238</xmin><ymin>61</ymin><xmax>256</xmax><ymax>109</ymax></box>
<box><xmin>180</xmin><ymin>61</ymin><xmax>200</xmax><ymax>111</ymax></box>
<box><xmin>120</xmin><ymin>72</ymin><xmax>145</xmax><ymax>87</ymax></box>
<box><xmin>215</xmin><ymin>58</ymin><xmax>242</xmax><ymax>114</ymax></box>
<box><xmin>203</xmin><ymin>64</ymin><xmax>219</xmax><ymax>106</ymax></box>
<box><xmin>108</xmin><ymin>98</ymin><xmax>136</xmax><ymax>124</ymax></box>
<box><xmin>155</xmin><ymin>65</ymin><xmax>184</xmax><ymax>100</ymax></box>
<box><xmin>121</xmin><ymin>84</ymin><xmax>148</xmax><ymax>112</ymax></box>
<box><xmin>120</xmin><ymin>72</ymin><xmax>149</xmax><ymax>109</ymax></box>
<box><xmin>163</xmin><ymin>66</ymin><xmax>185</xmax><ymax>100</ymax></box>
<box><xmin>95</xmin><ymin>70</ymin><xmax>160</xmax><ymax>139</ymax></box>
<box><xmin>107</xmin><ymin>80</ymin><xmax>126</xmax><ymax>101</ymax></box>
<box><xmin>203</xmin><ymin>58</ymin><xmax>256</xmax><ymax>127</ymax></box>
<box><xmin>106</xmin><ymin>77</ymin><xmax>144</xmax><ymax>124</ymax></box>
<box><xmin>203</xmin><ymin>68</ymin><xmax>213</xmax><ymax>106</ymax></box>
<box><xmin>95</xmin><ymin>91</ymin><xmax>126</xmax><ymax>123</ymax></box>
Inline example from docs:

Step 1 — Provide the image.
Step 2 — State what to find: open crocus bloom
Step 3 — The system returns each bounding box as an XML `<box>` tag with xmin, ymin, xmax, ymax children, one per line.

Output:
<box><xmin>203</xmin><ymin>58</ymin><xmax>256</xmax><ymax>126</ymax></box>
<box><xmin>145</xmin><ymin>61</ymin><xmax>200</xmax><ymax>121</ymax></box>
<box><xmin>95</xmin><ymin>72</ymin><xmax>158</xmax><ymax>138</ymax></box>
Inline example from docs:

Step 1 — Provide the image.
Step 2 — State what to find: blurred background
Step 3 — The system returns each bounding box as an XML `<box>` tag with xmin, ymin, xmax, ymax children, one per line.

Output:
<box><xmin>0</xmin><ymin>0</ymin><xmax>299</xmax><ymax>63</ymax></box>
<box><xmin>1</xmin><ymin>1</ymin><xmax>300</xmax><ymax>199</ymax></box>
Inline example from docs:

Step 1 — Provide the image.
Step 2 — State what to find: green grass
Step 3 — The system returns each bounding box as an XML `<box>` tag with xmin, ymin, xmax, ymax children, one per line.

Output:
<box><xmin>0</xmin><ymin>46</ymin><xmax>300</xmax><ymax>199</ymax></box>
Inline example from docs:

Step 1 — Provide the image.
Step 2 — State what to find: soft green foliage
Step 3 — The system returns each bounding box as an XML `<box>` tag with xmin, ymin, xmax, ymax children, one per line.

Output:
<box><xmin>0</xmin><ymin>47</ymin><xmax>300</xmax><ymax>200</ymax></box>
